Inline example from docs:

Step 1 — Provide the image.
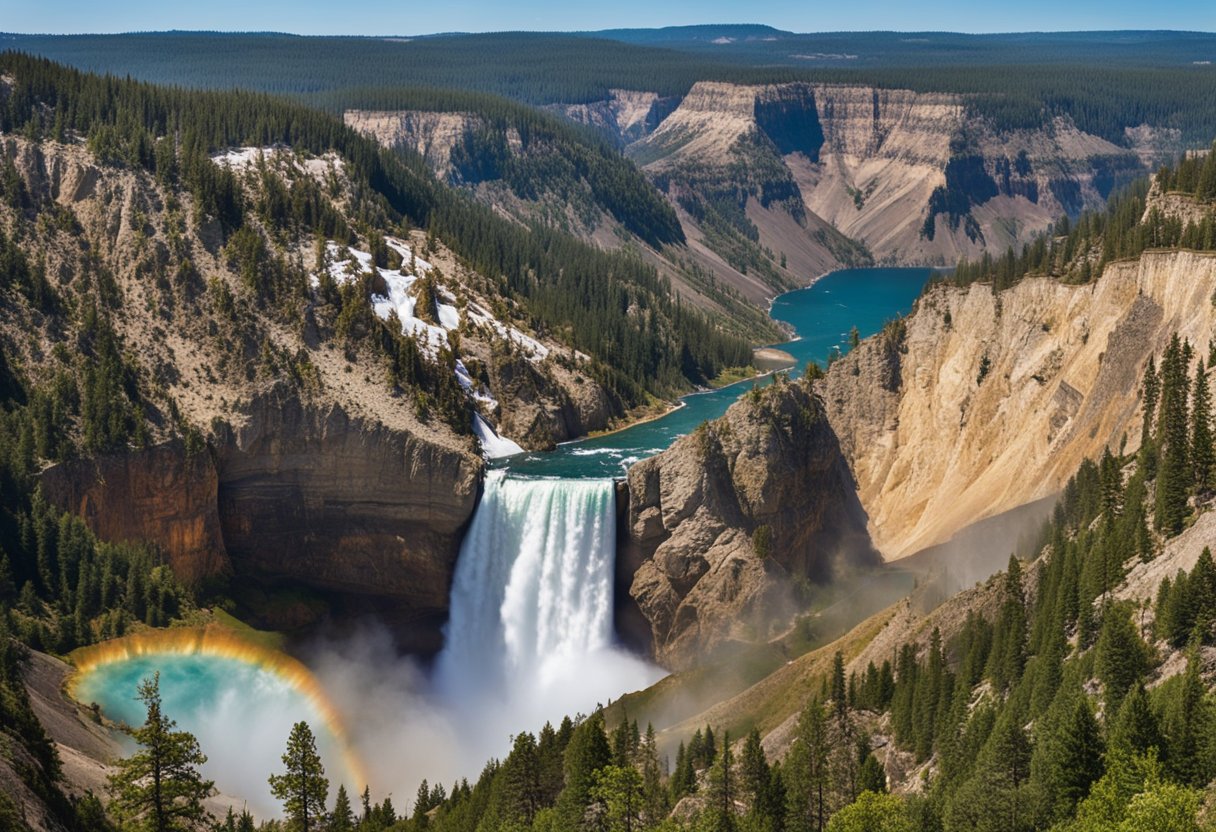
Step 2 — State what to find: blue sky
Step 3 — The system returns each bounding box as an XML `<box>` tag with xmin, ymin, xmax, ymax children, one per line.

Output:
<box><xmin>1</xmin><ymin>0</ymin><xmax>1213</xmax><ymax>36</ymax></box>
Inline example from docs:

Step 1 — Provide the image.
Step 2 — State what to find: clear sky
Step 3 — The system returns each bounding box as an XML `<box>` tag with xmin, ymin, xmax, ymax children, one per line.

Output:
<box><xmin>1</xmin><ymin>0</ymin><xmax>1213</xmax><ymax>36</ymax></box>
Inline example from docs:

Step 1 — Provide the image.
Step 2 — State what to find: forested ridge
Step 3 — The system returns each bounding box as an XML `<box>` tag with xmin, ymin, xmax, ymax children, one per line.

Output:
<box><xmin>946</xmin><ymin>143</ymin><xmax>1216</xmax><ymax>291</ymax></box>
<box><xmin>340</xmin><ymin>86</ymin><xmax>684</xmax><ymax>247</ymax></box>
<box><xmin>0</xmin><ymin>52</ymin><xmax>751</xmax><ymax>403</ymax></box>
<box><xmin>7</xmin><ymin>32</ymin><xmax>1216</xmax><ymax>143</ymax></box>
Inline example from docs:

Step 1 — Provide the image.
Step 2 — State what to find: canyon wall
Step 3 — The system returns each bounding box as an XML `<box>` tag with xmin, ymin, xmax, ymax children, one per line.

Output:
<box><xmin>823</xmin><ymin>249</ymin><xmax>1216</xmax><ymax>559</ymax></box>
<box><xmin>623</xmin><ymin>376</ymin><xmax>877</xmax><ymax>669</ymax></box>
<box><xmin>622</xmin><ymin>80</ymin><xmax>1162</xmax><ymax>268</ymax></box>
<box><xmin>39</xmin><ymin>440</ymin><xmax>230</xmax><ymax>585</ymax></box>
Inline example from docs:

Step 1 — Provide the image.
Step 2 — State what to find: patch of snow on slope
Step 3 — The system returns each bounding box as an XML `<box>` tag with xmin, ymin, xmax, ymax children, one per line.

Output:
<box><xmin>456</xmin><ymin>359</ymin><xmax>497</xmax><ymax>406</ymax></box>
<box><xmin>466</xmin><ymin>304</ymin><xmax>550</xmax><ymax>360</ymax></box>
<box><xmin>211</xmin><ymin>146</ymin><xmax>345</xmax><ymax>178</ymax></box>
<box><xmin>321</xmin><ymin>241</ymin><xmax>453</xmax><ymax>350</ymax></box>
<box><xmin>317</xmin><ymin>239</ymin><xmax>540</xmax><ymax>459</ymax></box>
<box><xmin>472</xmin><ymin>413</ymin><xmax>524</xmax><ymax>459</ymax></box>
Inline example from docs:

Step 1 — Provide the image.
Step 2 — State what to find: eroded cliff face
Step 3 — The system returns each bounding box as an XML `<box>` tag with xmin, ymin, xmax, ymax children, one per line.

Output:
<box><xmin>555</xmin><ymin>89</ymin><xmax>675</xmax><ymax>146</ymax></box>
<box><xmin>39</xmin><ymin>441</ymin><xmax>229</xmax><ymax>585</ymax></box>
<box><xmin>6</xmin><ymin>135</ymin><xmax>491</xmax><ymax>649</ymax></box>
<box><xmin>823</xmin><ymin>249</ymin><xmax>1216</xmax><ymax>559</ymax></box>
<box><xmin>623</xmin><ymin>376</ymin><xmax>877</xmax><ymax>670</ymax></box>
<box><xmin>602</xmin><ymin>81</ymin><xmax>1170</xmax><ymax>267</ymax></box>
<box><xmin>212</xmin><ymin>387</ymin><xmax>480</xmax><ymax>645</ymax></box>
<box><xmin>343</xmin><ymin>109</ymin><xmax>475</xmax><ymax>172</ymax></box>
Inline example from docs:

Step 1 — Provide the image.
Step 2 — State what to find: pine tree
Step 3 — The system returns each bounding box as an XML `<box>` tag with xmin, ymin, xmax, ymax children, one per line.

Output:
<box><xmin>556</xmin><ymin>712</ymin><xmax>612</xmax><ymax>829</ymax></box>
<box><xmin>1192</xmin><ymin>359</ymin><xmax>1214</xmax><ymax>492</ymax></box>
<box><xmin>1109</xmin><ymin>684</ymin><xmax>1163</xmax><ymax>758</ymax></box>
<box><xmin>538</xmin><ymin>721</ymin><xmax>567</xmax><ymax>805</ymax></box>
<box><xmin>1095</xmin><ymin>604</ymin><xmax>1150</xmax><ymax>715</ymax></box>
<box><xmin>739</xmin><ymin>729</ymin><xmax>772</xmax><ymax>819</ymax></box>
<box><xmin>268</xmin><ymin>721</ymin><xmax>329</xmax><ymax>832</ymax></box>
<box><xmin>1056</xmin><ymin>698</ymin><xmax>1104</xmax><ymax>812</ymax></box>
<box><xmin>857</xmin><ymin>752</ymin><xmax>886</xmax><ymax>795</ymax></box>
<box><xmin>413</xmin><ymin>779</ymin><xmax>431</xmax><ymax>827</ymax></box>
<box><xmin>498</xmin><ymin>731</ymin><xmax>543</xmax><ymax>825</ymax></box>
<box><xmin>590</xmin><ymin>764</ymin><xmax>645</xmax><ymax>832</ymax></box>
<box><xmin>332</xmin><ymin>784</ymin><xmax>356</xmax><ymax>832</ymax></box>
<box><xmin>785</xmin><ymin>698</ymin><xmax>832</xmax><ymax>832</ymax></box>
<box><xmin>831</xmin><ymin>651</ymin><xmax>847</xmax><ymax>724</ymax></box>
<box><xmin>1155</xmin><ymin>335</ymin><xmax>1191</xmax><ymax>535</ymax></box>
<box><xmin>988</xmin><ymin>557</ymin><xmax>1027</xmax><ymax>691</ymax></box>
<box><xmin>671</xmin><ymin>741</ymin><xmax>694</xmax><ymax>802</ymax></box>
<box><xmin>106</xmin><ymin>673</ymin><xmax>215</xmax><ymax>832</ymax></box>
<box><xmin>1164</xmin><ymin>647</ymin><xmax>1212</xmax><ymax>787</ymax></box>
<box><xmin>705</xmin><ymin>730</ymin><xmax>737</xmax><ymax>832</ymax></box>
<box><xmin>639</xmin><ymin>724</ymin><xmax>668</xmax><ymax>823</ymax></box>
<box><xmin>1141</xmin><ymin>355</ymin><xmax>1160</xmax><ymax>449</ymax></box>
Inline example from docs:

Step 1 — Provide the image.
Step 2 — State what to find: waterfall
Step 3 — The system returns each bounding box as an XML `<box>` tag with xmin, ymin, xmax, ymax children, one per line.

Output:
<box><xmin>437</xmin><ymin>470</ymin><xmax>618</xmax><ymax>692</ymax></box>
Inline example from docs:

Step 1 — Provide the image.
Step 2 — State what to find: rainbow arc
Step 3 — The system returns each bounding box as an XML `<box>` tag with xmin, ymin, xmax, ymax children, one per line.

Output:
<box><xmin>70</xmin><ymin>626</ymin><xmax>368</xmax><ymax>789</ymax></box>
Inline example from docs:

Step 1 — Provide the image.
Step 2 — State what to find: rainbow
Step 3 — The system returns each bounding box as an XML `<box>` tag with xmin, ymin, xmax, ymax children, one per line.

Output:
<box><xmin>69</xmin><ymin>626</ymin><xmax>369</xmax><ymax>790</ymax></box>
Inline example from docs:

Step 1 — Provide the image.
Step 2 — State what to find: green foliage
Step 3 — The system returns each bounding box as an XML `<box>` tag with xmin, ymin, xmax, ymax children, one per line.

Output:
<box><xmin>784</xmin><ymin>698</ymin><xmax>831</xmax><ymax>832</ymax></box>
<box><xmin>1095</xmin><ymin>604</ymin><xmax>1151</xmax><ymax>715</ymax></box>
<box><xmin>591</xmin><ymin>765</ymin><xmax>646</xmax><ymax>832</ymax></box>
<box><xmin>268</xmin><ymin>721</ymin><xmax>329</xmax><ymax>832</ymax></box>
<box><xmin>825</xmin><ymin>791</ymin><xmax>913</xmax><ymax>832</ymax></box>
<box><xmin>0</xmin><ymin>52</ymin><xmax>751</xmax><ymax>408</ymax></box>
<box><xmin>106</xmin><ymin>673</ymin><xmax>215</xmax><ymax>832</ymax></box>
<box><xmin>14</xmin><ymin>31</ymin><xmax>1216</xmax><ymax>144</ymax></box>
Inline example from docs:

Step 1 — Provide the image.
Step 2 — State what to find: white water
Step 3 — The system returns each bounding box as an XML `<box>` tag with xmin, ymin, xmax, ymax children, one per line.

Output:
<box><xmin>434</xmin><ymin>471</ymin><xmax>661</xmax><ymax>757</ymax></box>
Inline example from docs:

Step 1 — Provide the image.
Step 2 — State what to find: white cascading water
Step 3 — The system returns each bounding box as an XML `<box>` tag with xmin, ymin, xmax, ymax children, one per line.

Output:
<box><xmin>435</xmin><ymin>470</ymin><xmax>660</xmax><ymax>756</ymax></box>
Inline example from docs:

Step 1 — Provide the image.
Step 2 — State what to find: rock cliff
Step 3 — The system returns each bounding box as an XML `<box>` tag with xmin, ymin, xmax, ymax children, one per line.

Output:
<box><xmin>5</xmin><ymin>134</ymin><xmax>495</xmax><ymax>649</ymax></box>
<box><xmin>213</xmin><ymin>387</ymin><xmax>480</xmax><ymax>643</ymax></box>
<box><xmin>623</xmin><ymin>375</ymin><xmax>877</xmax><ymax>669</ymax></box>
<box><xmin>39</xmin><ymin>440</ymin><xmax>229</xmax><ymax>585</ymax></box>
<box><xmin>822</xmin><ymin>249</ymin><xmax>1216</xmax><ymax>558</ymax></box>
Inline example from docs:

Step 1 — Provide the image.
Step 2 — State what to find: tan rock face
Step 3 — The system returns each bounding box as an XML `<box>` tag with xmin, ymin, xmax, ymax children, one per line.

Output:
<box><xmin>38</xmin><ymin>386</ymin><xmax>483</xmax><ymax>649</ymax></box>
<box><xmin>823</xmin><ymin>249</ymin><xmax>1216</xmax><ymax>559</ymax></box>
<box><xmin>39</xmin><ymin>440</ymin><xmax>230</xmax><ymax>585</ymax></box>
<box><xmin>344</xmin><ymin>110</ymin><xmax>475</xmax><ymax>173</ymax></box>
<box><xmin>619</xmin><ymin>80</ymin><xmax>1168</xmax><ymax>268</ymax></box>
<box><xmin>212</xmin><ymin>387</ymin><xmax>481</xmax><ymax>641</ymax></box>
<box><xmin>623</xmin><ymin>377</ymin><xmax>877</xmax><ymax>669</ymax></box>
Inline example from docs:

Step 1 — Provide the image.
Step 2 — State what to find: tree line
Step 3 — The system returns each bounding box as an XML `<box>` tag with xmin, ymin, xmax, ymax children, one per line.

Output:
<box><xmin>1</xmin><ymin>51</ymin><xmax>753</xmax><ymax>406</ymax></box>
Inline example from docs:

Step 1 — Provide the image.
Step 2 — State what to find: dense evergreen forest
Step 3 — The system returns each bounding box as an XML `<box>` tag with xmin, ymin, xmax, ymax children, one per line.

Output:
<box><xmin>7</xmin><ymin>31</ymin><xmax>1216</xmax><ymax>143</ymax></box>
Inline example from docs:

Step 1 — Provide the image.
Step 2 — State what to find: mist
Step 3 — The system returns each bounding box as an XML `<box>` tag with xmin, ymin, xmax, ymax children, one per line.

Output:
<box><xmin>304</xmin><ymin>622</ymin><xmax>662</xmax><ymax>810</ymax></box>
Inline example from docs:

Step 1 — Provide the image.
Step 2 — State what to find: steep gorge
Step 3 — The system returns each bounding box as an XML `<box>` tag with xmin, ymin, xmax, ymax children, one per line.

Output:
<box><xmin>621</xmin><ymin>80</ymin><xmax>1168</xmax><ymax>268</ymax></box>
<box><xmin>822</xmin><ymin>246</ymin><xmax>1216</xmax><ymax>558</ymax></box>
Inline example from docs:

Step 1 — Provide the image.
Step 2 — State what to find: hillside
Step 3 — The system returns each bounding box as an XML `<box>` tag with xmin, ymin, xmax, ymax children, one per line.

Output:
<box><xmin>570</xmin><ymin>80</ymin><xmax>1169</xmax><ymax>267</ymax></box>
<box><xmin>820</xmin><ymin>175</ymin><xmax>1216</xmax><ymax>558</ymax></box>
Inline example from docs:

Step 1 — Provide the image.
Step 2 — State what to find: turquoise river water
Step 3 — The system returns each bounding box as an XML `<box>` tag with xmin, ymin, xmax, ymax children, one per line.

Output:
<box><xmin>502</xmin><ymin>267</ymin><xmax>933</xmax><ymax>478</ymax></box>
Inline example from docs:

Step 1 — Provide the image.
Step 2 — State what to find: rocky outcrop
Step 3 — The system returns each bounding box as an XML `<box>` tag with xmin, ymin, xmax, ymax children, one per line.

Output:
<box><xmin>1</xmin><ymin>134</ymin><xmax>495</xmax><ymax>651</ymax></box>
<box><xmin>822</xmin><ymin>248</ymin><xmax>1216</xmax><ymax>559</ymax></box>
<box><xmin>555</xmin><ymin>89</ymin><xmax>675</xmax><ymax>146</ymax></box>
<box><xmin>213</xmin><ymin>386</ymin><xmax>481</xmax><ymax>647</ymax></box>
<box><xmin>623</xmin><ymin>376</ymin><xmax>877</xmax><ymax>669</ymax></box>
<box><xmin>487</xmin><ymin>351</ymin><xmax>614</xmax><ymax>449</ymax></box>
<box><xmin>343</xmin><ymin>110</ymin><xmax>475</xmax><ymax>173</ymax></box>
<box><xmin>39</xmin><ymin>440</ymin><xmax>230</xmax><ymax>584</ymax></box>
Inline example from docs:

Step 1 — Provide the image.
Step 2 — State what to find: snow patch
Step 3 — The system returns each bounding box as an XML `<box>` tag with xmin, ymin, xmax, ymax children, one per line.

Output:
<box><xmin>473</xmin><ymin>413</ymin><xmax>525</xmax><ymax>459</ymax></box>
<box><xmin>316</xmin><ymin>239</ymin><xmax>549</xmax><ymax>460</ymax></box>
<box><xmin>466</xmin><ymin>304</ymin><xmax>550</xmax><ymax>361</ymax></box>
<box><xmin>211</xmin><ymin>146</ymin><xmax>345</xmax><ymax>179</ymax></box>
